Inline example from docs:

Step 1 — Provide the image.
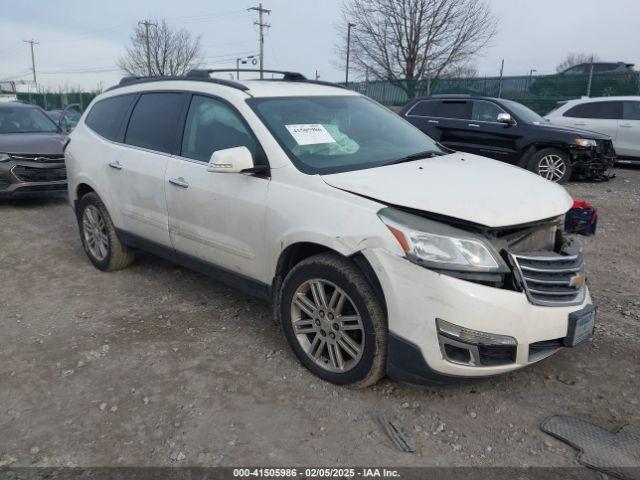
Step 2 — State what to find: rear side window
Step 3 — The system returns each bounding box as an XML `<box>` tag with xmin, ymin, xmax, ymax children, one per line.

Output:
<box><xmin>623</xmin><ymin>102</ymin><xmax>640</xmax><ymax>120</ymax></box>
<box><xmin>124</xmin><ymin>93</ymin><xmax>185</xmax><ymax>154</ymax></box>
<box><xmin>434</xmin><ymin>101</ymin><xmax>470</xmax><ymax>120</ymax></box>
<box><xmin>407</xmin><ymin>100</ymin><xmax>438</xmax><ymax>117</ymax></box>
<box><xmin>85</xmin><ymin>94</ymin><xmax>135</xmax><ymax>141</ymax></box>
<box><xmin>563</xmin><ymin>102</ymin><xmax>622</xmax><ymax>120</ymax></box>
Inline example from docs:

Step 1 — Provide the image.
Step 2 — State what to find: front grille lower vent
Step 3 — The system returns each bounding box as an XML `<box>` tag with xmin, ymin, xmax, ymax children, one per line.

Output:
<box><xmin>12</xmin><ymin>165</ymin><xmax>67</xmax><ymax>183</ymax></box>
<box><xmin>511</xmin><ymin>252</ymin><xmax>586</xmax><ymax>307</ymax></box>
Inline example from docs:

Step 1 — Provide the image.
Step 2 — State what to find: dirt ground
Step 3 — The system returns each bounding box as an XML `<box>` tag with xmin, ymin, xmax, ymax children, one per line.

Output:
<box><xmin>1</xmin><ymin>166</ymin><xmax>639</xmax><ymax>468</ymax></box>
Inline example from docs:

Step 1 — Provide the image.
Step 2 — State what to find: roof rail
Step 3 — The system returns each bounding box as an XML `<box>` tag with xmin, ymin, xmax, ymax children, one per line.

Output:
<box><xmin>187</xmin><ymin>69</ymin><xmax>307</xmax><ymax>81</ymax></box>
<box><xmin>107</xmin><ymin>75</ymin><xmax>249</xmax><ymax>92</ymax></box>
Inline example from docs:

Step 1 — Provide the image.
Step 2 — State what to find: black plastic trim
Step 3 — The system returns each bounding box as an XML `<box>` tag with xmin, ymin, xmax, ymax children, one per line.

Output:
<box><xmin>116</xmin><ymin>229</ymin><xmax>271</xmax><ymax>301</ymax></box>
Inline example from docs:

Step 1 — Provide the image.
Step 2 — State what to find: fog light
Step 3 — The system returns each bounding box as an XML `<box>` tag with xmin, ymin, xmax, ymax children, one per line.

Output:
<box><xmin>436</xmin><ymin>318</ymin><xmax>516</xmax><ymax>346</ymax></box>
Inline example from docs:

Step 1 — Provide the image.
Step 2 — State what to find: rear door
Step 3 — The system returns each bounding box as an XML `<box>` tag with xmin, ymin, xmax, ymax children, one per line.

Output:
<box><xmin>427</xmin><ymin>99</ymin><xmax>472</xmax><ymax>151</ymax></box>
<box><xmin>403</xmin><ymin>99</ymin><xmax>441</xmax><ymax>140</ymax></box>
<box><xmin>618</xmin><ymin>101</ymin><xmax>640</xmax><ymax>157</ymax></box>
<box><xmin>112</xmin><ymin>91</ymin><xmax>187</xmax><ymax>247</ymax></box>
<box><xmin>561</xmin><ymin>101</ymin><xmax>622</xmax><ymax>140</ymax></box>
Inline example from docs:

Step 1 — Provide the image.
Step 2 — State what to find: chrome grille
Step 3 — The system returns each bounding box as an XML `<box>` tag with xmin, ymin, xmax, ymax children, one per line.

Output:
<box><xmin>511</xmin><ymin>252</ymin><xmax>587</xmax><ymax>307</ymax></box>
<box><xmin>9</xmin><ymin>154</ymin><xmax>65</xmax><ymax>163</ymax></box>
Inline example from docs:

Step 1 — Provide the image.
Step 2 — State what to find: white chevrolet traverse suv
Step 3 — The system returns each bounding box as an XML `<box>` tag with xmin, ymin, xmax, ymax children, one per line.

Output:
<box><xmin>65</xmin><ymin>70</ymin><xmax>596</xmax><ymax>388</ymax></box>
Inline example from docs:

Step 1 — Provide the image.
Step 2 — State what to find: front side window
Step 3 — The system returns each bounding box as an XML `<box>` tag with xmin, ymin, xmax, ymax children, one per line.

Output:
<box><xmin>564</xmin><ymin>65</ymin><xmax>585</xmax><ymax>75</ymax></box>
<box><xmin>181</xmin><ymin>95</ymin><xmax>260</xmax><ymax>162</ymax></box>
<box><xmin>500</xmin><ymin>99</ymin><xmax>545</xmax><ymax>124</ymax></box>
<box><xmin>125</xmin><ymin>92</ymin><xmax>185</xmax><ymax>154</ymax></box>
<box><xmin>0</xmin><ymin>106</ymin><xmax>59</xmax><ymax>134</ymax></box>
<box><xmin>250</xmin><ymin>95</ymin><xmax>443</xmax><ymax>175</ymax></box>
<box><xmin>471</xmin><ymin>101</ymin><xmax>505</xmax><ymax>123</ymax></box>
<box><xmin>564</xmin><ymin>101</ymin><xmax>622</xmax><ymax>120</ymax></box>
<box><xmin>623</xmin><ymin>101</ymin><xmax>640</xmax><ymax>121</ymax></box>
<box><xmin>85</xmin><ymin>94</ymin><xmax>135</xmax><ymax>141</ymax></box>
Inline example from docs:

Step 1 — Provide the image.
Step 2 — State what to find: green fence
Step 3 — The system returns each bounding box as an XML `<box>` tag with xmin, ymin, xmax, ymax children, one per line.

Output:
<box><xmin>15</xmin><ymin>91</ymin><xmax>98</xmax><ymax>111</ymax></box>
<box><xmin>346</xmin><ymin>72</ymin><xmax>640</xmax><ymax>114</ymax></box>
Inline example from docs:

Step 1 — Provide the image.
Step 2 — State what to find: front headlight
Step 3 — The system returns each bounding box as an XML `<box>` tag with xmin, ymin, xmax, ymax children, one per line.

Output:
<box><xmin>575</xmin><ymin>138</ymin><xmax>597</xmax><ymax>148</ymax></box>
<box><xmin>0</xmin><ymin>153</ymin><xmax>10</xmax><ymax>162</ymax></box>
<box><xmin>378</xmin><ymin>208</ymin><xmax>508</xmax><ymax>272</ymax></box>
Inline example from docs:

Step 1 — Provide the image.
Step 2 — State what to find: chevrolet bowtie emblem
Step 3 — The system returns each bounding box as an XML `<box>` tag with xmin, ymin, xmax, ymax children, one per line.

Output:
<box><xmin>569</xmin><ymin>272</ymin><xmax>586</xmax><ymax>289</ymax></box>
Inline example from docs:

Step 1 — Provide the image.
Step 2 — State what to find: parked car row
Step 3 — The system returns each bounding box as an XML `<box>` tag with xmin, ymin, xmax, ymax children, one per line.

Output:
<box><xmin>61</xmin><ymin>70</ymin><xmax>596</xmax><ymax>388</ymax></box>
<box><xmin>399</xmin><ymin>94</ymin><xmax>617</xmax><ymax>183</ymax></box>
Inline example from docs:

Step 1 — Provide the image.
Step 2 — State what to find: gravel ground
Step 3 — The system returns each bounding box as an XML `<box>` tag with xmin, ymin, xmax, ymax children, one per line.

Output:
<box><xmin>0</xmin><ymin>167</ymin><xmax>639</xmax><ymax>468</ymax></box>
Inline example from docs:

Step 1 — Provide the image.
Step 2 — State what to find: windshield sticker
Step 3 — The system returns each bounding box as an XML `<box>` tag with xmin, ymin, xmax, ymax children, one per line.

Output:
<box><xmin>285</xmin><ymin>124</ymin><xmax>336</xmax><ymax>145</ymax></box>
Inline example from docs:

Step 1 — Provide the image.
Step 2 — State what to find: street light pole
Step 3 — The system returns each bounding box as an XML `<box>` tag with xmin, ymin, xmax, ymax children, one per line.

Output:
<box><xmin>345</xmin><ymin>22</ymin><xmax>356</xmax><ymax>86</ymax></box>
<box><xmin>528</xmin><ymin>69</ymin><xmax>537</xmax><ymax>89</ymax></box>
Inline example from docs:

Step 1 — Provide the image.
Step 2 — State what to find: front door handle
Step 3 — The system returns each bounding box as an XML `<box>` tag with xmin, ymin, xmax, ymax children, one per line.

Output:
<box><xmin>574</xmin><ymin>122</ymin><xmax>587</xmax><ymax>126</ymax></box>
<box><xmin>108</xmin><ymin>160</ymin><xmax>123</xmax><ymax>170</ymax></box>
<box><xmin>620</xmin><ymin>123</ymin><xmax>633</xmax><ymax>128</ymax></box>
<box><xmin>428</xmin><ymin>120</ymin><xmax>439</xmax><ymax>124</ymax></box>
<box><xmin>168</xmin><ymin>177</ymin><xmax>189</xmax><ymax>189</ymax></box>
<box><xmin>468</xmin><ymin>123</ymin><xmax>481</xmax><ymax>128</ymax></box>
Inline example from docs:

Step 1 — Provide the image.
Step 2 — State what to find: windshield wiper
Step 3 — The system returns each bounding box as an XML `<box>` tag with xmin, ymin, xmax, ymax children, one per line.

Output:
<box><xmin>386</xmin><ymin>150</ymin><xmax>445</xmax><ymax>166</ymax></box>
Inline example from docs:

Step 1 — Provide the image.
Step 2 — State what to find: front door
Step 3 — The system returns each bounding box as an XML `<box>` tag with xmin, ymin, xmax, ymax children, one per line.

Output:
<box><xmin>165</xmin><ymin>94</ymin><xmax>269</xmax><ymax>281</ymax></box>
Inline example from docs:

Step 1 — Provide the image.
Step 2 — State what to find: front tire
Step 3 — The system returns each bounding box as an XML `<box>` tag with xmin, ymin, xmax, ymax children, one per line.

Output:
<box><xmin>279</xmin><ymin>253</ymin><xmax>387</xmax><ymax>388</ymax></box>
<box><xmin>527</xmin><ymin>148</ymin><xmax>572</xmax><ymax>184</ymax></box>
<box><xmin>77</xmin><ymin>192</ymin><xmax>135</xmax><ymax>271</ymax></box>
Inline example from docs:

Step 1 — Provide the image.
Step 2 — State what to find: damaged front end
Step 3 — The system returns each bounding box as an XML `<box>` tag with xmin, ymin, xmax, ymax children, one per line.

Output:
<box><xmin>570</xmin><ymin>138</ymin><xmax>617</xmax><ymax>181</ymax></box>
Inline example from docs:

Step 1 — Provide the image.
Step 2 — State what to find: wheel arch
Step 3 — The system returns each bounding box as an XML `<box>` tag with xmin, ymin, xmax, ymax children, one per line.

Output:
<box><xmin>271</xmin><ymin>241</ymin><xmax>387</xmax><ymax>315</ymax></box>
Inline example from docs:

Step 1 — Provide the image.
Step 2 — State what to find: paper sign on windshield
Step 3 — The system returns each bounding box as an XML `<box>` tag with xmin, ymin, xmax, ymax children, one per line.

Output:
<box><xmin>285</xmin><ymin>124</ymin><xmax>336</xmax><ymax>146</ymax></box>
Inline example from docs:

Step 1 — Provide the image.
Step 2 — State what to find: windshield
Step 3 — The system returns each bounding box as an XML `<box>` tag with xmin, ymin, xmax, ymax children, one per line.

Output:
<box><xmin>501</xmin><ymin>99</ymin><xmax>546</xmax><ymax>125</ymax></box>
<box><xmin>0</xmin><ymin>106</ymin><xmax>59</xmax><ymax>134</ymax></box>
<box><xmin>249</xmin><ymin>96</ymin><xmax>443</xmax><ymax>174</ymax></box>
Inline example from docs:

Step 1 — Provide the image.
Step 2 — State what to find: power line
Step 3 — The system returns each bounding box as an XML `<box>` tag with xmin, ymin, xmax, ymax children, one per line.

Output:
<box><xmin>248</xmin><ymin>3</ymin><xmax>270</xmax><ymax>79</ymax></box>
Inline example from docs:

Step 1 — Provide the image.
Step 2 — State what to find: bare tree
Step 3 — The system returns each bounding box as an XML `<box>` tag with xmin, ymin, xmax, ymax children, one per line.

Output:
<box><xmin>118</xmin><ymin>20</ymin><xmax>202</xmax><ymax>77</ymax></box>
<box><xmin>556</xmin><ymin>53</ymin><xmax>600</xmax><ymax>73</ymax></box>
<box><xmin>337</xmin><ymin>0</ymin><xmax>497</xmax><ymax>96</ymax></box>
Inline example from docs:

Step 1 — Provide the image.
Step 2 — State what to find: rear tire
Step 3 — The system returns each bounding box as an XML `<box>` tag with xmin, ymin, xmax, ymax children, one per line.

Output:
<box><xmin>77</xmin><ymin>192</ymin><xmax>135</xmax><ymax>271</ymax></box>
<box><xmin>278</xmin><ymin>253</ymin><xmax>387</xmax><ymax>388</ymax></box>
<box><xmin>527</xmin><ymin>148</ymin><xmax>572</xmax><ymax>184</ymax></box>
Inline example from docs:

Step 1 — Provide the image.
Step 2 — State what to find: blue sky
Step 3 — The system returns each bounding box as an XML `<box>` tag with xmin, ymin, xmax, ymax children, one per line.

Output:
<box><xmin>1</xmin><ymin>0</ymin><xmax>638</xmax><ymax>91</ymax></box>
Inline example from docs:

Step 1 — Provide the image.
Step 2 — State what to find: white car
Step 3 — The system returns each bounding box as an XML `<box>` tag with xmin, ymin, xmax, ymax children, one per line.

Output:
<box><xmin>545</xmin><ymin>96</ymin><xmax>640</xmax><ymax>164</ymax></box>
<box><xmin>65</xmin><ymin>70</ymin><xmax>595</xmax><ymax>388</ymax></box>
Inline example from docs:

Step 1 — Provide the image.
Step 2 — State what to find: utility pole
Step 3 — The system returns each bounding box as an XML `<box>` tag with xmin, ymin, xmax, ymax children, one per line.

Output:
<box><xmin>248</xmin><ymin>3</ymin><xmax>271</xmax><ymax>79</ymax></box>
<box><xmin>497</xmin><ymin>59</ymin><xmax>505</xmax><ymax>98</ymax></box>
<box><xmin>586</xmin><ymin>55</ymin><xmax>595</xmax><ymax>97</ymax></box>
<box><xmin>138</xmin><ymin>19</ymin><xmax>157</xmax><ymax>77</ymax></box>
<box><xmin>345</xmin><ymin>22</ymin><xmax>356</xmax><ymax>86</ymax></box>
<box><xmin>528</xmin><ymin>69</ymin><xmax>537</xmax><ymax>90</ymax></box>
<box><xmin>23</xmin><ymin>39</ymin><xmax>39</xmax><ymax>86</ymax></box>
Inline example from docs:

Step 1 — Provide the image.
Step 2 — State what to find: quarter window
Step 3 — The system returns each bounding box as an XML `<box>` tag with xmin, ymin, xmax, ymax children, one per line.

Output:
<box><xmin>623</xmin><ymin>102</ymin><xmax>640</xmax><ymax>121</ymax></box>
<box><xmin>124</xmin><ymin>93</ymin><xmax>185</xmax><ymax>154</ymax></box>
<box><xmin>85</xmin><ymin>94</ymin><xmax>135</xmax><ymax>141</ymax></box>
<box><xmin>181</xmin><ymin>95</ymin><xmax>260</xmax><ymax>162</ymax></box>
<box><xmin>563</xmin><ymin>102</ymin><xmax>622</xmax><ymax>120</ymax></box>
<box><xmin>471</xmin><ymin>101</ymin><xmax>505</xmax><ymax>123</ymax></box>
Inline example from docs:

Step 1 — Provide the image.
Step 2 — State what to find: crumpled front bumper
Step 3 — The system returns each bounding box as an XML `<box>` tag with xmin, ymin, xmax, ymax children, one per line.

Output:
<box><xmin>570</xmin><ymin>142</ymin><xmax>617</xmax><ymax>180</ymax></box>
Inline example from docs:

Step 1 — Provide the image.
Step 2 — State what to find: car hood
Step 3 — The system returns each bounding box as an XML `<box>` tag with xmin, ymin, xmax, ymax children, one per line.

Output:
<box><xmin>321</xmin><ymin>153</ymin><xmax>573</xmax><ymax>228</ymax></box>
<box><xmin>531</xmin><ymin>122</ymin><xmax>611</xmax><ymax>140</ymax></box>
<box><xmin>0</xmin><ymin>132</ymin><xmax>67</xmax><ymax>155</ymax></box>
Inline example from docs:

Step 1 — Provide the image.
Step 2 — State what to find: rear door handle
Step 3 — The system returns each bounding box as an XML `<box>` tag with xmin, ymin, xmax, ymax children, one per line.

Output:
<box><xmin>468</xmin><ymin>123</ymin><xmax>481</xmax><ymax>128</ymax></box>
<box><xmin>620</xmin><ymin>123</ymin><xmax>633</xmax><ymax>128</ymax></box>
<box><xmin>108</xmin><ymin>160</ymin><xmax>123</xmax><ymax>170</ymax></box>
<box><xmin>428</xmin><ymin>120</ymin><xmax>439</xmax><ymax>124</ymax></box>
<box><xmin>574</xmin><ymin>122</ymin><xmax>587</xmax><ymax>126</ymax></box>
<box><xmin>168</xmin><ymin>177</ymin><xmax>189</xmax><ymax>189</ymax></box>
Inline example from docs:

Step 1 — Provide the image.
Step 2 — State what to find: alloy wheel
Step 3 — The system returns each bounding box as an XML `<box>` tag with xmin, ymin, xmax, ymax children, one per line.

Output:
<box><xmin>537</xmin><ymin>154</ymin><xmax>567</xmax><ymax>182</ymax></box>
<box><xmin>82</xmin><ymin>205</ymin><xmax>109</xmax><ymax>261</ymax></box>
<box><xmin>290</xmin><ymin>279</ymin><xmax>365</xmax><ymax>373</ymax></box>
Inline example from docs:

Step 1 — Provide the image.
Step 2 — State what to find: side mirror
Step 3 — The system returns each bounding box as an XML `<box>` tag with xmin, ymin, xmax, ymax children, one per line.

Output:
<box><xmin>207</xmin><ymin>146</ymin><xmax>255</xmax><ymax>173</ymax></box>
<box><xmin>497</xmin><ymin>113</ymin><xmax>516</xmax><ymax>125</ymax></box>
